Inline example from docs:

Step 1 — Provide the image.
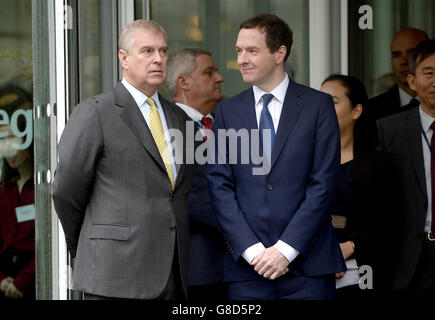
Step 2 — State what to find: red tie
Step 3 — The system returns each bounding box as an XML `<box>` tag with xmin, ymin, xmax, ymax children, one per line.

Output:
<box><xmin>201</xmin><ymin>116</ymin><xmax>213</xmax><ymax>141</ymax></box>
<box><xmin>201</xmin><ymin>116</ymin><xmax>213</xmax><ymax>130</ymax></box>
<box><xmin>430</xmin><ymin>121</ymin><xmax>435</xmax><ymax>233</ymax></box>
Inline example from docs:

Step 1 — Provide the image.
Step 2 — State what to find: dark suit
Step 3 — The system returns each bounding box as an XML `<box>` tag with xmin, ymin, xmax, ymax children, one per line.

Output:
<box><xmin>52</xmin><ymin>82</ymin><xmax>193</xmax><ymax>299</ymax></box>
<box><xmin>333</xmin><ymin>150</ymin><xmax>394</xmax><ymax>298</ymax></box>
<box><xmin>186</xmin><ymin>119</ymin><xmax>226</xmax><ymax>299</ymax></box>
<box><xmin>207</xmin><ymin>79</ymin><xmax>346</xmax><ymax>299</ymax></box>
<box><xmin>377</xmin><ymin>106</ymin><xmax>435</xmax><ymax>296</ymax></box>
<box><xmin>368</xmin><ymin>85</ymin><xmax>418</xmax><ymax>120</ymax></box>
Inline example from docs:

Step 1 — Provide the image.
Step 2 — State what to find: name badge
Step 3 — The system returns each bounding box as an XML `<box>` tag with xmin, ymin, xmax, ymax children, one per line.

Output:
<box><xmin>15</xmin><ymin>204</ymin><xmax>35</xmax><ymax>223</ymax></box>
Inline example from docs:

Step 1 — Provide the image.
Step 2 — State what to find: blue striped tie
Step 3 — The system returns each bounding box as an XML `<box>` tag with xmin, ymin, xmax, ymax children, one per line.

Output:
<box><xmin>259</xmin><ymin>93</ymin><xmax>275</xmax><ymax>158</ymax></box>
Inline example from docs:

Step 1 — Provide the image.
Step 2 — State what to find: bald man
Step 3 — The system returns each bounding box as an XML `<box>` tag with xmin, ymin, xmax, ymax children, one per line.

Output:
<box><xmin>368</xmin><ymin>28</ymin><xmax>428</xmax><ymax>119</ymax></box>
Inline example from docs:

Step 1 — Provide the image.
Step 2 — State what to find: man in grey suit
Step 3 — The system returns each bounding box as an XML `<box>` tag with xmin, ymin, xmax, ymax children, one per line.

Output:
<box><xmin>52</xmin><ymin>20</ymin><xmax>193</xmax><ymax>300</ymax></box>
<box><xmin>377</xmin><ymin>39</ymin><xmax>435</xmax><ymax>298</ymax></box>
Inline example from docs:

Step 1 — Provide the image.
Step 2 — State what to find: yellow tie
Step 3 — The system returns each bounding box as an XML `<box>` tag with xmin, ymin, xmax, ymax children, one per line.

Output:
<box><xmin>147</xmin><ymin>97</ymin><xmax>174</xmax><ymax>189</ymax></box>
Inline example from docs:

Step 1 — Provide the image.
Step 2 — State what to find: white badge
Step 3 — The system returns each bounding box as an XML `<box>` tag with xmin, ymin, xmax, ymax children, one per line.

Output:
<box><xmin>15</xmin><ymin>204</ymin><xmax>35</xmax><ymax>223</ymax></box>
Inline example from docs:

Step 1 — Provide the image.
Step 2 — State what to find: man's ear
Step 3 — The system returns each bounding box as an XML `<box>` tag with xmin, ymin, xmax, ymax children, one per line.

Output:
<box><xmin>118</xmin><ymin>49</ymin><xmax>129</xmax><ymax>70</ymax></box>
<box><xmin>407</xmin><ymin>73</ymin><xmax>416</xmax><ymax>92</ymax></box>
<box><xmin>274</xmin><ymin>45</ymin><xmax>287</xmax><ymax>64</ymax></box>
<box><xmin>177</xmin><ymin>75</ymin><xmax>190</xmax><ymax>90</ymax></box>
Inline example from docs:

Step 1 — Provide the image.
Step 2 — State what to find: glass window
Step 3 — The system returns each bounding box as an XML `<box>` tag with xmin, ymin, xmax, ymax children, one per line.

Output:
<box><xmin>68</xmin><ymin>0</ymin><xmax>119</xmax><ymax>105</ymax></box>
<box><xmin>349</xmin><ymin>0</ymin><xmax>435</xmax><ymax>98</ymax></box>
<box><xmin>142</xmin><ymin>0</ymin><xmax>309</xmax><ymax>100</ymax></box>
<box><xmin>0</xmin><ymin>0</ymin><xmax>35</xmax><ymax>300</ymax></box>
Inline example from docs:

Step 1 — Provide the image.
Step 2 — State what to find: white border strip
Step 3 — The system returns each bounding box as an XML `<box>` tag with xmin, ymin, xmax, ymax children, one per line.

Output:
<box><xmin>340</xmin><ymin>0</ymin><xmax>348</xmax><ymax>75</ymax></box>
<box><xmin>309</xmin><ymin>0</ymin><xmax>331</xmax><ymax>89</ymax></box>
<box><xmin>54</xmin><ymin>0</ymin><xmax>68</xmax><ymax>301</ymax></box>
<box><xmin>118</xmin><ymin>0</ymin><xmax>135</xmax><ymax>30</ymax></box>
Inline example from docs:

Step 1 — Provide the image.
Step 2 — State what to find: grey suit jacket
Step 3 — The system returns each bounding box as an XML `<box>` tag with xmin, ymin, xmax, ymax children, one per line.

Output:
<box><xmin>52</xmin><ymin>82</ymin><xmax>194</xmax><ymax>299</ymax></box>
<box><xmin>377</xmin><ymin>106</ymin><xmax>429</xmax><ymax>290</ymax></box>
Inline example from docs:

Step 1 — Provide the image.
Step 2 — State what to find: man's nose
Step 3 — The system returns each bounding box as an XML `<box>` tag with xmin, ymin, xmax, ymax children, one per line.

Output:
<box><xmin>153</xmin><ymin>51</ymin><xmax>163</xmax><ymax>63</ymax></box>
<box><xmin>401</xmin><ymin>53</ymin><xmax>410</xmax><ymax>65</ymax></box>
<box><xmin>215</xmin><ymin>72</ymin><xmax>224</xmax><ymax>83</ymax></box>
<box><xmin>238</xmin><ymin>51</ymin><xmax>247</xmax><ymax>65</ymax></box>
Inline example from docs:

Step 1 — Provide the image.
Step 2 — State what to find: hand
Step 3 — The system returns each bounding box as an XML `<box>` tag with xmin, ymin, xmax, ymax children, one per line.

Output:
<box><xmin>0</xmin><ymin>277</ymin><xmax>13</xmax><ymax>293</ymax></box>
<box><xmin>5</xmin><ymin>281</ymin><xmax>23</xmax><ymax>299</ymax></box>
<box><xmin>339</xmin><ymin>241</ymin><xmax>355</xmax><ymax>260</ymax></box>
<box><xmin>252</xmin><ymin>247</ymin><xmax>289</xmax><ymax>280</ymax></box>
<box><xmin>335</xmin><ymin>272</ymin><xmax>345</xmax><ymax>279</ymax></box>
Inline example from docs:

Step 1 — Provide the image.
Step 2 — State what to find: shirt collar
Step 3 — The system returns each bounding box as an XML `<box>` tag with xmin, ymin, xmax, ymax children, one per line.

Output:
<box><xmin>419</xmin><ymin>106</ymin><xmax>435</xmax><ymax>133</ymax></box>
<box><xmin>252</xmin><ymin>73</ymin><xmax>289</xmax><ymax>105</ymax></box>
<box><xmin>175</xmin><ymin>102</ymin><xmax>213</xmax><ymax>122</ymax></box>
<box><xmin>121</xmin><ymin>78</ymin><xmax>160</xmax><ymax>109</ymax></box>
<box><xmin>398</xmin><ymin>86</ymin><xmax>419</xmax><ymax>107</ymax></box>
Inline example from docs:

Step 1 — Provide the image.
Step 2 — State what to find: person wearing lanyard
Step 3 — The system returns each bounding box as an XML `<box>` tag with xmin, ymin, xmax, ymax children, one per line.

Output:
<box><xmin>0</xmin><ymin>122</ymin><xmax>35</xmax><ymax>300</ymax></box>
<box><xmin>377</xmin><ymin>39</ymin><xmax>435</xmax><ymax>298</ymax></box>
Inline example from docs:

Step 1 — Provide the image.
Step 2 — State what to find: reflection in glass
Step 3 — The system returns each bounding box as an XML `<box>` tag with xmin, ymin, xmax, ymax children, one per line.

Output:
<box><xmin>146</xmin><ymin>0</ymin><xmax>309</xmax><ymax>100</ymax></box>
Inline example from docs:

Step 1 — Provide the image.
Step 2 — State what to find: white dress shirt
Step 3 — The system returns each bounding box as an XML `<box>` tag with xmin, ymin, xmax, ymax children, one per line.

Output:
<box><xmin>241</xmin><ymin>73</ymin><xmax>300</xmax><ymax>265</ymax></box>
<box><xmin>121</xmin><ymin>78</ymin><xmax>177</xmax><ymax>182</ymax></box>
<box><xmin>399</xmin><ymin>86</ymin><xmax>419</xmax><ymax>107</ymax></box>
<box><xmin>175</xmin><ymin>102</ymin><xmax>213</xmax><ymax>137</ymax></box>
<box><xmin>419</xmin><ymin>106</ymin><xmax>434</xmax><ymax>232</ymax></box>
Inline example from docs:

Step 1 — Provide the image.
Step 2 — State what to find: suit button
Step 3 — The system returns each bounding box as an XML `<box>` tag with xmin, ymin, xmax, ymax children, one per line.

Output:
<box><xmin>170</xmin><ymin>226</ymin><xmax>176</xmax><ymax>232</ymax></box>
<box><xmin>267</xmin><ymin>184</ymin><xmax>273</xmax><ymax>191</ymax></box>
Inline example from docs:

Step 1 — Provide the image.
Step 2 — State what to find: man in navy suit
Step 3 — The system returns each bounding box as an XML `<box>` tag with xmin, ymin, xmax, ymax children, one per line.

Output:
<box><xmin>207</xmin><ymin>14</ymin><xmax>346</xmax><ymax>300</ymax></box>
<box><xmin>166</xmin><ymin>48</ymin><xmax>227</xmax><ymax>300</ymax></box>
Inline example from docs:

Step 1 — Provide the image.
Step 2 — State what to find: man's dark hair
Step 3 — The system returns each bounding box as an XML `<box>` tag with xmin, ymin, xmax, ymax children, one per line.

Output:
<box><xmin>408</xmin><ymin>39</ymin><xmax>435</xmax><ymax>75</ymax></box>
<box><xmin>240</xmin><ymin>14</ymin><xmax>293</xmax><ymax>62</ymax></box>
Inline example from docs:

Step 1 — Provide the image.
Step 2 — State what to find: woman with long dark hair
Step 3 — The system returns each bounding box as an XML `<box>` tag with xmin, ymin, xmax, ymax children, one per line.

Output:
<box><xmin>320</xmin><ymin>75</ymin><xmax>388</xmax><ymax>299</ymax></box>
<box><xmin>0</xmin><ymin>93</ymin><xmax>35</xmax><ymax>300</ymax></box>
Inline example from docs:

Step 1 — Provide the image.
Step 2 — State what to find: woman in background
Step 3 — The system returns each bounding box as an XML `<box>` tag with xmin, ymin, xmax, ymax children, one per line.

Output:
<box><xmin>320</xmin><ymin>75</ymin><xmax>390</xmax><ymax>299</ymax></box>
<box><xmin>0</xmin><ymin>94</ymin><xmax>35</xmax><ymax>300</ymax></box>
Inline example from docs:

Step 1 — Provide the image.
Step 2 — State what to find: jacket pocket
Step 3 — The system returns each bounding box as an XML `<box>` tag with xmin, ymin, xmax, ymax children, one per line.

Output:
<box><xmin>89</xmin><ymin>224</ymin><xmax>130</xmax><ymax>241</ymax></box>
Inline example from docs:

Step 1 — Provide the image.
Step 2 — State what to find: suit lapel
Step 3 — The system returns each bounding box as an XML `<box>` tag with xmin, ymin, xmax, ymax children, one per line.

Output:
<box><xmin>270</xmin><ymin>80</ymin><xmax>304</xmax><ymax>168</ymax></box>
<box><xmin>238</xmin><ymin>89</ymin><xmax>258</xmax><ymax>130</ymax></box>
<box><xmin>115</xmin><ymin>83</ymin><xmax>167</xmax><ymax>173</ymax></box>
<box><xmin>403</xmin><ymin>108</ymin><xmax>427</xmax><ymax>198</ymax></box>
<box><xmin>160</xmin><ymin>94</ymin><xmax>185</xmax><ymax>189</ymax></box>
<box><xmin>391</xmin><ymin>85</ymin><xmax>401</xmax><ymax>110</ymax></box>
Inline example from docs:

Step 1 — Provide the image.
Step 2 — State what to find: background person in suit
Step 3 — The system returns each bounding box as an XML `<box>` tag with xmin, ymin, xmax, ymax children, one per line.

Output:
<box><xmin>52</xmin><ymin>20</ymin><xmax>193</xmax><ymax>300</ymax></box>
<box><xmin>166</xmin><ymin>48</ymin><xmax>227</xmax><ymax>301</ymax></box>
<box><xmin>377</xmin><ymin>39</ymin><xmax>435</xmax><ymax>298</ymax></box>
<box><xmin>368</xmin><ymin>28</ymin><xmax>428</xmax><ymax>120</ymax></box>
<box><xmin>207</xmin><ymin>14</ymin><xmax>346</xmax><ymax>300</ymax></box>
<box><xmin>320</xmin><ymin>75</ymin><xmax>392</xmax><ymax>299</ymax></box>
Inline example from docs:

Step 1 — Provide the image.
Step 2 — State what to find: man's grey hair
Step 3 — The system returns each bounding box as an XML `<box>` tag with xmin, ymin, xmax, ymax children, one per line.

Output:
<box><xmin>166</xmin><ymin>48</ymin><xmax>212</xmax><ymax>97</ymax></box>
<box><xmin>118</xmin><ymin>19</ymin><xmax>167</xmax><ymax>53</ymax></box>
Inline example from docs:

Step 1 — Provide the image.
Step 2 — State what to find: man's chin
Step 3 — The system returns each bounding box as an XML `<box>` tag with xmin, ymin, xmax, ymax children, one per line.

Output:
<box><xmin>241</xmin><ymin>75</ymin><xmax>254</xmax><ymax>84</ymax></box>
<box><xmin>147</xmin><ymin>79</ymin><xmax>165</xmax><ymax>88</ymax></box>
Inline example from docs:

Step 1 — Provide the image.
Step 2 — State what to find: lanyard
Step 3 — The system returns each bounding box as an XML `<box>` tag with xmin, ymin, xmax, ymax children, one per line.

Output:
<box><xmin>421</xmin><ymin>126</ymin><xmax>435</xmax><ymax>159</ymax></box>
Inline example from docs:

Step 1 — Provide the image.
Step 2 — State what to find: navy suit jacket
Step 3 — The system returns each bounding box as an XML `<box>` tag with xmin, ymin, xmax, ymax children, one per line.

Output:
<box><xmin>207</xmin><ymin>79</ymin><xmax>346</xmax><ymax>282</ymax></box>
<box><xmin>187</xmin><ymin>120</ymin><xmax>226</xmax><ymax>286</ymax></box>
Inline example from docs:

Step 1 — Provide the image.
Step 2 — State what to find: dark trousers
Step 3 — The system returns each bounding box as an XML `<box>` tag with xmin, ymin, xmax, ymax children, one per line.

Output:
<box><xmin>188</xmin><ymin>282</ymin><xmax>228</xmax><ymax>301</ymax></box>
<box><xmin>0</xmin><ymin>248</ymin><xmax>34</xmax><ymax>300</ymax></box>
<box><xmin>336</xmin><ymin>284</ymin><xmax>378</xmax><ymax>300</ymax></box>
<box><xmin>227</xmin><ymin>273</ymin><xmax>336</xmax><ymax>300</ymax></box>
<box><xmin>391</xmin><ymin>237</ymin><xmax>435</xmax><ymax>299</ymax></box>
